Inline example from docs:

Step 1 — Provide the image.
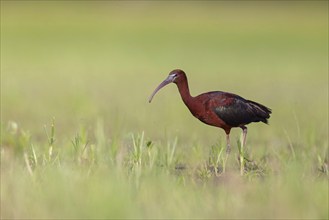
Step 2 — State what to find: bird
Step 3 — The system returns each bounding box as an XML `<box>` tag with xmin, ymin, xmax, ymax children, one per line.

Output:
<box><xmin>149</xmin><ymin>69</ymin><xmax>272</xmax><ymax>174</ymax></box>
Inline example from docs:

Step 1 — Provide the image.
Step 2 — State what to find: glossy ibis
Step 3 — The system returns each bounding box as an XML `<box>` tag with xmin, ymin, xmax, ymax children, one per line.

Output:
<box><xmin>149</xmin><ymin>69</ymin><xmax>272</xmax><ymax>174</ymax></box>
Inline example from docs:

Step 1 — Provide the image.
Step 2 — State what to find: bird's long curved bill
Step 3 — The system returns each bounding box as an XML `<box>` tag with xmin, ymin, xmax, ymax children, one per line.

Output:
<box><xmin>148</xmin><ymin>77</ymin><xmax>172</xmax><ymax>103</ymax></box>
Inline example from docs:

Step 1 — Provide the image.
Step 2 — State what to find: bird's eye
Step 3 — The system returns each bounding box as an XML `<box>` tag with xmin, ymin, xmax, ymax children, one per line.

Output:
<box><xmin>169</xmin><ymin>73</ymin><xmax>176</xmax><ymax>79</ymax></box>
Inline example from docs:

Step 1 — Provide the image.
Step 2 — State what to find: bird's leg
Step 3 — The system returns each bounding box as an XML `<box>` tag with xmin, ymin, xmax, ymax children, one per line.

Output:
<box><xmin>226</xmin><ymin>134</ymin><xmax>231</xmax><ymax>154</ymax></box>
<box><xmin>242</xmin><ymin>126</ymin><xmax>247</xmax><ymax>149</ymax></box>
<box><xmin>223</xmin><ymin>132</ymin><xmax>231</xmax><ymax>173</ymax></box>
<box><xmin>239</xmin><ymin>126</ymin><xmax>248</xmax><ymax>175</ymax></box>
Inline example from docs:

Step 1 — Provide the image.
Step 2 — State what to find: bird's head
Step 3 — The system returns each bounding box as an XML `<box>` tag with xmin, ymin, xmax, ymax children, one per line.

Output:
<box><xmin>148</xmin><ymin>69</ymin><xmax>186</xmax><ymax>103</ymax></box>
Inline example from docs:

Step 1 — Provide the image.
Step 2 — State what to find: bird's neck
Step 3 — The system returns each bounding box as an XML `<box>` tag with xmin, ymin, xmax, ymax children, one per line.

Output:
<box><xmin>176</xmin><ymin>79</ymin><xmax>193</xmax><ymax>106</ymax></box>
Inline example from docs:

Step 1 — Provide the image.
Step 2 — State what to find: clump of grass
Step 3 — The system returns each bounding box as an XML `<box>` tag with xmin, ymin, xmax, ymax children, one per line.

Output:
<box><xmin>197</xmin><ymin>162</ymin><xmax>212</xmax><ymax>183</ymax></box>
<box><xmin>207</xmin><ymin>143</ymin><xmax>225</xmax><ymax>175</ymax></box>
<box><xmin>71</xmin><ymin>130</ymin><xmax>95</xmax><ymax>167</ymax></box>
<box><xmin>2</xmin><ymin>121</ymin><xmax>31</xmax><ymax>155</ymax></box>
<box><xmin>145</xmin><ymin>140</ymin><xmax>157</xmax><ymax>170</ymax></box>
<box><xmin>44</xmin><ymin>117</ymin><xmax>56</xmax><ymax>161</ymax></box>
<box><xmin>317</xmin><ymin>153</ymin><xmax>329</xmax><ymax>176</ymax></box>
<box><xmin>164</xmin><ymin>136</ymin><xmax>178</xmax><ymax>170</ymax></box>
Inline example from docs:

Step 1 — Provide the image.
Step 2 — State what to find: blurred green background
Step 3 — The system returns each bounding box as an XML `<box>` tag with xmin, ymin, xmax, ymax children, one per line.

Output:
<box><xmin>1</xmin><ymin>1</ymin><xmax>328</xmax><ymax>219</ymax></box>
<box><xmin>2</xmin><ymin>1</ymin><xmax>327</xmax><ymax>140</ymax></box>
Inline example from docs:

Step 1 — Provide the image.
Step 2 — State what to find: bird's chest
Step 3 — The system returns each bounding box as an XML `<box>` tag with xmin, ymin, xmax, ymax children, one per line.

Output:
<box><xmin>186</xmin><ymin>100</ymin><xmax>227</xmax><ymax>128</ymax></box>
<box><xmin>188</xmin><ymin>104</ymin><xmax>218</xmax><ymax>126</ymax></box>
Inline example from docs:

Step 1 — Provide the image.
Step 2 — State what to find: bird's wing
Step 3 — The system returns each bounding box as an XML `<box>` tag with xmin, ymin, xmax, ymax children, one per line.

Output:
<box><xmin>207</xmin><ymin>93</ymin><xmax>264</xmax><ymax>127</ymax></box>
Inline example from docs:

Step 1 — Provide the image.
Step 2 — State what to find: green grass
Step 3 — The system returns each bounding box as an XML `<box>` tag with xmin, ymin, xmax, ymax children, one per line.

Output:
<box><xmin>1</xmin><ymin>2</ymin><xmax>328</xmax><ymax>219</ymax></box>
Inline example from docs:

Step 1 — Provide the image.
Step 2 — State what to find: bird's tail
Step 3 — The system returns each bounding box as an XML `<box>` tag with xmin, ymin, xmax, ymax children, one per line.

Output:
<box><xmin>247</xmin><ymin>100</ymin><xmax>272</xmax><ymax>124</ymax></box>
